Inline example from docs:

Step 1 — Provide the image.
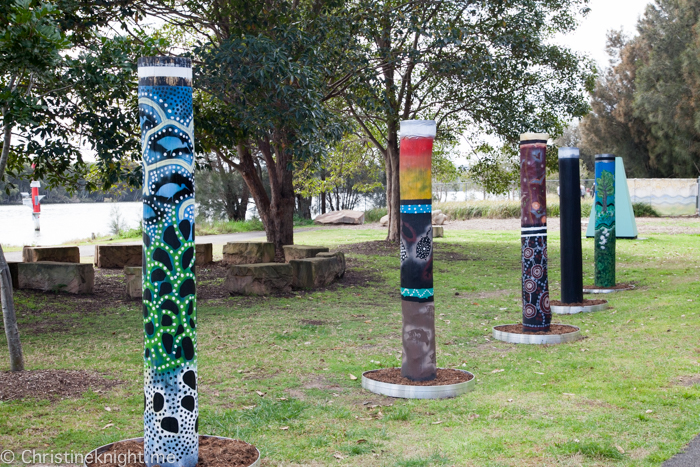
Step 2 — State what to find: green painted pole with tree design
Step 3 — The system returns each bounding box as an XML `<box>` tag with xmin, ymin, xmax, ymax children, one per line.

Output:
<box><xmin>594</xmin><ymin>154</ymin><xmax>616</xmax><ymax>287</ymax></box>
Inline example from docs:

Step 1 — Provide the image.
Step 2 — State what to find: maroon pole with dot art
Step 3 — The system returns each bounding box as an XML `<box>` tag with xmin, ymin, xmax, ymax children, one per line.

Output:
<box><xmin>519</xmin><ymin>133</ymin><xmax>551</xmax><ymax>332</ymax></box>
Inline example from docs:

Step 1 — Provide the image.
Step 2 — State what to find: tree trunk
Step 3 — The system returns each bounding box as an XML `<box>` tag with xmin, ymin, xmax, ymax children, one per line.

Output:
<box><xmin>260</xmin><ymin>138</ymin><xmax>295</xmax><ymax>256</ymax></box>
<box><xmin>296</xmin><ymin>194</ymin><xmax>312</xmax><ymax>219</ymax></box>
<box><xmin>0</xmin><ymin>245</ymin><xmax>24</xmax><ymax>372</ymax></box>
<box><xmin>237</xmin><ymin>183</ymin><xmax>250</xmax><ymax>221</ymax></box>
<box><xmin>320</xmin><ymin>169</ymin><xmax>327</xmax><ymax>214</ymax></box>
<box><xmin>386</xmin><ymin>124</ymin><xmax>401</xmax><ymax>243</ymax></box>
<box><xmin>0</xmin><ymin>114</ymin><xmax>24</xmax><ymax>371</ymax></box>
<box><xmin>234</xmin><ymin>142</ymin><xmax>272</xmax><ymax>230</ymax></box>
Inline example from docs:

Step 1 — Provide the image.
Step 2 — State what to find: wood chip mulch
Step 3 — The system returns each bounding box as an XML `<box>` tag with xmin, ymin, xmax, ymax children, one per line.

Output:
<box><xmin>363</xmin><ymin>368</ymin><xmax>473</xmax><ymax>386</ymax></box>
<box><xmin>0</xmin><ymin>369</ymin><xmax>122</xmax><ymax>402</ymax></box>
<box><xmin>495</xmin><ymin>324</ymin><xmax>579</xmax><ymax>335</ymax></box>
<box><xmin>86</xmin><ymin>437</ymin><xmax>259</xmax><ymax>467</ymax></box>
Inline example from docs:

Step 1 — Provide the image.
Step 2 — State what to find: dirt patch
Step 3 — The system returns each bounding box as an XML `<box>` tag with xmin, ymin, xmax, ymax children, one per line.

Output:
<box><xmin>673</xmin><ymin>375</ymin><xmax>700</xmax><ymax>387</ymax></box>
<box><xmin>86</xmin><ymin>436</ymin><xmax>259</xmax><ymax>467</ymax></box>
<box><xmin>582</xmin><ymin>283</ymin><xmax>636</xmax><ymax>291</ymax></box>
<box><xmin>456</xmin><ymin>289</ymin><xmax>513</xmax><ymax>300</ymax></box>
<box><xmin>300</xmin><ymin>319</ymin><xmax>327</xmax><ymax>326</ymax></box>
<box><xmin>495</xmin><ymin>324</ymin><xmax>579</xmax><ymax>335</ymax></box>
<box><xmin>302</xmin><ymin>375</ymin><xmax>341</xmax><ymax>390</ymax></box>
<box><xmin>551</xmin><ymin>299</ymin><xmax>608</xmax><ymax>306</ymax></box>
<box><xmin>0</xmin><ymin>369</ymin><xmax>121</xmax><ymax>401</ymax></box>
<box><xmin>363</xmin><ymin>368</ymin><xmax>473</xmax><ymax>386</ymax></box>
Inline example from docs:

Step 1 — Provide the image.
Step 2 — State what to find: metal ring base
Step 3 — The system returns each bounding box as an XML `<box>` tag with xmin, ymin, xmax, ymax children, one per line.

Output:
<box><xmin>361</xmin><ymin>368</ymin><xmax>475</xmax><ymax>399</ymax></box>
<box><xmin>83</xmin><ymin>436</ymin><xmax>261</xmax><ymax>467</ymax></box>
<box><xmin>583</xmin><ymin>285</ymin><xmax>635</xmax><ymax>294</ymax></box>
<box><xmin>492</xmin><ymin>325</ymin><xmax>582</xmax><ymax>345</ymax></box>
<box><xmin>551</xmin><ymin>301</ymin><xmax>609</xmax><ymax>315</ymax></box>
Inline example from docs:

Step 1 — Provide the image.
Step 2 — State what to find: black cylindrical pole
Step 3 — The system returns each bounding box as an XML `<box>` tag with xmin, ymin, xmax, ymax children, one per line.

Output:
<box><xmin>558</xmin><ymin>148</ymin><xmax>583</xmax><ymax>304</ymax></box>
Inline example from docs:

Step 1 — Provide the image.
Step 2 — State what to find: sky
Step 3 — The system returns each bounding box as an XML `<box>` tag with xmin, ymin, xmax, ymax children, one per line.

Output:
<box><xmin>554</xmin><ymin>0</ymin><xmax>653</xmax><ymax>69</ymax></box>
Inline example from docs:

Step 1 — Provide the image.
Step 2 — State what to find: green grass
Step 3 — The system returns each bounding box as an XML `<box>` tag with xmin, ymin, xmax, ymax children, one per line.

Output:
<box><xmin>1</xmin><ymin>224</ymin><xmax>700</xmax><ymax>466</ymax></box>
<box><xmin>194</xmin><ymin>218</ymin><xmax>266</xmax><ymax>236</ymax></box>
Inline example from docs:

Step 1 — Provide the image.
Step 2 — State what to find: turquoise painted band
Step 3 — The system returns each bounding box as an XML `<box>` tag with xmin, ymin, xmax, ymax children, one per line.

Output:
<box><xmin>400</xmin><ymin>204</ymin><xmax>432</xmax><ymax>214</ymax></box>
<box><xmin>401</xmin><ymin>288</ymin><xmax>435</xmax><ymax>298</ymax></box>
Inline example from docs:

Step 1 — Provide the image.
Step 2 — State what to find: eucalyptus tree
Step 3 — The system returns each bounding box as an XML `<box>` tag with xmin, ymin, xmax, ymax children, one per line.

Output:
<box><xmin>0</xmin><ymin>0</ymin><xmax>161</xmax><ymax>370</ymax></box>
<box><xmin>341</xmin><ymin>0</ymin><xmax>595</xmax><ymax>242</ymax></box>
<box><xmin>142</xmin><ymin>0</ymin><xmax>349</xmax><ymax>255</ymax></box>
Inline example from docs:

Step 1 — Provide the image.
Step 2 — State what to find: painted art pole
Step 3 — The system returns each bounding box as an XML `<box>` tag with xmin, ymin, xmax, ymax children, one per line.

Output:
<box><xmin>30</xmin><ymin>181</ymin><xmax>43</xmax><ymax>230</ymax></box>
<box><xmin>520</xmin><ymin>133</ymin><xmax>550</xmax><ymax>332</ymax></box>
<box><xmin>594</xmin><ymin>154</ymin><xmax>616</xmax><ymax>287</ymax></box>
<box><xmin>399</xmin><ymin>120</ymin><xmax>436</xmax><ymax>381</ymax></box>
<box><xmin>138</xmin><ymin>57</ymin><xmax>198</xmax><ymax>467</ymax></box>
<box><xmin>558</xmin><ymin>148</ymin><xmax>583</xmax><ymax>304</ymax></box>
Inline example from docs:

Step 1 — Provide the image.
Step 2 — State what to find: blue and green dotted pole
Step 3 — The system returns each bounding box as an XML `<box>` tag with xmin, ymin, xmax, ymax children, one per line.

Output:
<box><xmin>138</xmin><ymin>57</ymin><xmax>198</xmax><ymax>467</ymax></box>
<box><xmin>594</xmin><ymin>154</ymin><xmax>616</xmax><ymax>287</ymax></box>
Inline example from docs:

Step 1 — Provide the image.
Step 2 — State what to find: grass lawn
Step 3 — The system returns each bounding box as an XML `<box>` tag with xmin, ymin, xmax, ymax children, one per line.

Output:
<box><xmin>1</xmin><ymin>226</ymin><xmax>699</xmax><ymax>466</ymax></box>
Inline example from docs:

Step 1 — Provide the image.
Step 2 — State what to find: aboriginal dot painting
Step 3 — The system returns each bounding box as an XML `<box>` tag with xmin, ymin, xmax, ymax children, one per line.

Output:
<box><xmin>399</xmin><ymin>120</ymin><xmax>436</xmax><ymax>382</ymax></box>
<box><xmin>138</xmin><ymin>56</ymin><xmax>198</xmax><ymax>467</ymax></box>
<box><xmin>594</xmin><ymin>154</ymin><xmax>616</xmax><ymax>288</ymax></box>
<box><xmin>520</xmin><ymin>134</ymin><xmax>551</xmax><ymax>332</ymax></box>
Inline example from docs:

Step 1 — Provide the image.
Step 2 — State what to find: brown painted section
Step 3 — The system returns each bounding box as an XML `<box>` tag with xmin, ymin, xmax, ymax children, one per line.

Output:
<box><xmin>401</xmin><ymin>299</ymin><xmax>437</xmax><ymax>381</ymax></box>
<box><xmin>520</xmin><ymin>142</ymin><xmax>547</xmax><ymax>228</ymax></box>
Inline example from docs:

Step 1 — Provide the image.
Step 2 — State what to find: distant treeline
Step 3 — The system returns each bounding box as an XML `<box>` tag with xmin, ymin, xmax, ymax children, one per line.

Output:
<box><xmin>0</xmin><ymin>172</ymin><xmax>142</xmax><ymax>205</ymax></box>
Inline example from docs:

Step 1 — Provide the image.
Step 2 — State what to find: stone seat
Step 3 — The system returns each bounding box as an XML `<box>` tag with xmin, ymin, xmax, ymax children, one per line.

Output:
<box><xmin>282</xmin><ymin>245</ymin><xmax>329</xmax><ymax>262</ymax></box>
<box><xmin>124</xmin><ymin>266</ymin><xmax>142</xmax><ymax>299</ymax></box>
<box><xmin>195</xmin><ymin>243</ymin><xmax>213</xmax><ymax>265</ymax></box>
<box><xmin>224</xmin><ymin>263</ymin><xmax>292</xmax><ymax>295</ymax></box>
<box><xmin>290</xmin><ymin>252</ymin><xmax>346</xmax><ymax>289</ymax></box>
<box><xmin>16</xmin><ymin>261</ymin><xmax>94</xmax><ymax>294</ymax></box>
<box><xmin>95</xmin><ymin>244</ymin><xmax>141</xmax><ymax>269</ymax></box>
<box><xmin>432</xmin><ymin>225</ymin><xmax>444</xmax><ymax>238</ymax></box>
<box><xmin>23</xmin><ymin>246</ymin><xmax>80</xmax><ymax>263</ymax></box>
<box><xmin>222</xmin><ymin>242</ymin><xmax>275</xmax><ymax>265</ymax></box>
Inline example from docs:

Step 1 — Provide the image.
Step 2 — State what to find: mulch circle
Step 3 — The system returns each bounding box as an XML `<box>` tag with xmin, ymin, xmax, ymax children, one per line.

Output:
<box><xmin>550</xmin><ymin>299</ymin><xmax>607</xmax><ymax>306</ymax></box>
<box><xmin>0</xmin><ymin>370</ymin><xmax>121</xmax><ymax>401</ymax></box>
<box><xmin>86</xmin><ymin>437</ymin><xmax>259</xmax><ymax>467</ymax></box>
<box><xmin>582</xmin><ymin>282</ymin><xmax>635</xmax><ymax>290</ymax></box>
<box><xmin>494</xmin><ymin>324</ymin><xmax>579</xmax><ymax>335</ymax></box>
<box><xmin>363</xmin><ymin>368</ymin><xmax>473</xmax><ymax>386</ymax></box>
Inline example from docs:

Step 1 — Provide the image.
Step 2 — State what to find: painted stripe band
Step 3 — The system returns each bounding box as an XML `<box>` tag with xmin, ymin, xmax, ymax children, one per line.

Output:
<box><xmin>522</xmin><ymin>233</ymin><xmax>548</xmax><ymax>238</ymax></box>
<box><xmin>138</xmin><ymin>66</ymin><xmax>193</xmax><ymax>79</ymax></box>
<box><xmin>558</xmin><ymin>147</ymin><xmax>580</xmax><ymax>159</ymax></box>
<box><xmin>520</xmin><ymin>140</ymin><xmax>547</xmax><ymax>145</ymax></box>
<box><xmin>400</xmin><ymin>204</ymin><xmax>432</xmax><ymax>214</ymax></box>
<box><xmin>401</xmin><ymin>288</ymin><xmax>434</xmax><ymax>298</ymax></box>
<box><xmin>595</xmin><ymin>154</ymin><xmax>615</xmax><ymax>161</ymax></box>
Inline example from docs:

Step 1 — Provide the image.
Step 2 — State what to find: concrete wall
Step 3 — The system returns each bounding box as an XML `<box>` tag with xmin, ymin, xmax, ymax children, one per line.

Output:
<box><xmin>627</xmin><ymin>178</ymin><xmax>699</xmax><ymax>216</ymax></box>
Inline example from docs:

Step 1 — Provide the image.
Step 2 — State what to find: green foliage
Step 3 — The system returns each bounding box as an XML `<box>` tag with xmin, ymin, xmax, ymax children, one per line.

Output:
<box><xmin>435</xmin><ymin>199</ymin><xmax>593</xmax><ymax>220</ymax></box>
<box><xmin>194</xmin><ymin>218</ymin><xmax>265</xmax><ymax>236</ymax></box>
<box><xmin>632</xmin><ymin>202</ymin><xmax>661</xmax><ymax>217</ymax></box>
<box><xmin>596</xmin><ymin>171</ymin><xmax>615</xmax><ymax>213</ymax></box>
<box><xmin>364</xmin><ymin>207</ymin><xmax>388</xmax><ymax>223</ymax></box>
<box><xmin>581</xmin><ymin>2</ymin><xmax>700</xmax><ymax>177</ymax></box>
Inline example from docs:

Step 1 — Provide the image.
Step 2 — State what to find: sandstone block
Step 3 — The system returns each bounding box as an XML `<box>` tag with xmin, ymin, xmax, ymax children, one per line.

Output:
<box><xmin>282</xmin><ymin>245</ymin><xmax>329</xmax><ymax>262</ymax></box>
<box><xmin>222</xmin><ymin>242</ymin><xmax>275</xmax><ymax>265</ymax></box>
<box><xmin>195</xmin><ymin>243</ymin><xmax>213</xmax><ymax>265</ymax></box>
<box><xmin>290</xmin><ymin>253</ymin><xmax>345</xmax><ymax>289</ymax></box>
<box><xmin>379</xmin><ymin>214</ymin><xmax>389</xmax><ymax>226</ymax></box>
<box><xmin>22</xmin><ymin>246</ymin><xmax>80</xmax><ymax>263</ymax></box>
<box><xmin>316</xmin><ymin>251</ymin><xmax>346</xmax><ymax>278</ymax></box>
<box><xmin>124</xmin><ymin>266</ymin><xmax>142</xmax><ymax>299</ymax></box>
<box><xmin>95</xmin><ymin>244</ymin><xmax>142</xmax><ymax>269</ymax></box>
<box><xmin>314</xmin><ymin>210</ymin><xmax>365</xmax><ymax>225</ymax></box>
<box><xmin>432</xmin><ymin>210</ymin><xmax>447</xmax><ymax>225</ymax></box>
<box><xmin>224</xmin><ymin>263</ymin><xmax>292</xmax><ymax>295</ymax></box>
<box><xmin>17</xmin><ymin>262</ymin><xmax>94</xmax><ymax>294</ymax></box>
<box><xmin>432</xmin><ymin>225</ymin><xmax>444</xmax><ymax>238</ymax></box>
